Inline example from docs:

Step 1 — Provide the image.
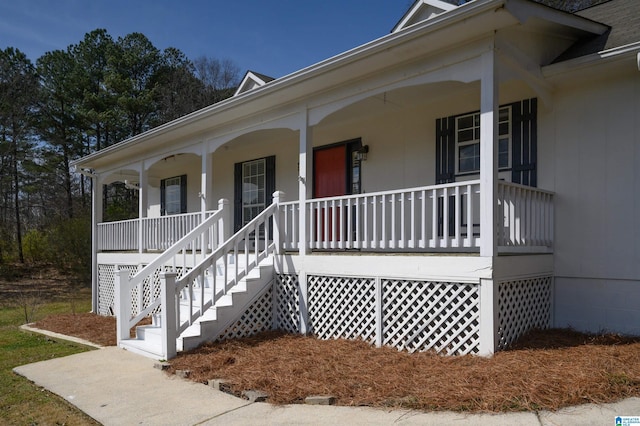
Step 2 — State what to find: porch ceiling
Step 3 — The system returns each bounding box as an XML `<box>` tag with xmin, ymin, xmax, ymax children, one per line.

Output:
<box><xmin>316</xmin><ymin>81</ymin><xmax>471</xmax><ymax>127</ymax></box>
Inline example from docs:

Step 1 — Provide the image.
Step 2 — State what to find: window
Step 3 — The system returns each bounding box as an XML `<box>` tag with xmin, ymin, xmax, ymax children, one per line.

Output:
<box><xmin>455</xmin><ymin>106</ymin><xmax>511</xmax><ymax>174</ymax></box>
<box><xmin>234</xmin><ymin>156</ymin><xmax>275</xmax><ymax>232</ymax></box>
<box><xmin>241</xmin><ymin>158</ymin><xmax>266</xmax><ymax>226</ymax></box>
<box><xmin>160</xmin><ymin>175</ymin><xmax>186</xmax><ymax>215</ymax></box>
<box><xmin>436</xmin><ymin>98</ymin><xmax>537</xmax><ymax>187</ymax></box>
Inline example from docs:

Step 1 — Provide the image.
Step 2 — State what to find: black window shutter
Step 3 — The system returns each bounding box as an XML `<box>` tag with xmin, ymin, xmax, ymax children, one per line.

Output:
<box><xmin>179</xmin><ymin>175</ymin><xmax>187</xmax><ymax>213</ymax></box>
<box><xmin>265</xmin><ymin>155</ymin><xmax>276</xmax><ymax>240</ymax></box>
<box><xmin>435</xmin><ymin>116</ymin><xmax>456</xmax><ymax>237</ymax></box>
<box><xmin>160</xmin><ymin>179</ymin><xmax>166</xmax><ymax>216</ymax></box>
<box><xmin>511</xmin><ymin>98</ymin><xmax>537</xmax><ymax>187</ymax></box>
<box><xmin>265</xmin><ymin>155</ymin><xmax>276</xmax><ymax>205</ymax></box>
<box><xmin>233</xmin><ymin>162</ymin><xmax>242</xmax><ymax>232</ymax></box>
<box><xmin>435</xmin><ymin>116</ymin><xmax>456</xmax><ymax>184</ymax></box>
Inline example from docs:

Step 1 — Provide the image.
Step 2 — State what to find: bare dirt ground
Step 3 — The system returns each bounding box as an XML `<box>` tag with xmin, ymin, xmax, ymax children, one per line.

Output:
<box><xmin>0</xmin><ymin>263</ymin><xmax>86</xmax><ymax>306</ymax></box>
<box><xmin>32</xmin><ymin>308</ymin><xmax>640</xmax><ymax>413</ymax></box>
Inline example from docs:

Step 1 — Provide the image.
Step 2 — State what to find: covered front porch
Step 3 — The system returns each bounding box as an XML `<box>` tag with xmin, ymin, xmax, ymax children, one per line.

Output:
<box><xmin>97</xmin><ymin>180</ymin><xmax>554</xmax><ymax>255</ymax></box>
<box><xmin>76</xmin><ymin>25</ymin><xmax>561</xmax><ymax>358</ymax></box>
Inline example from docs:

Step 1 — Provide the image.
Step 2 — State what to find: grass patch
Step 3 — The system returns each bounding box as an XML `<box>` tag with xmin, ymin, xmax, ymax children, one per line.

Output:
<box><xmin>0</xmin><ymin>299</ymin><xmax>99</xmax><ymax>425</ymax></box>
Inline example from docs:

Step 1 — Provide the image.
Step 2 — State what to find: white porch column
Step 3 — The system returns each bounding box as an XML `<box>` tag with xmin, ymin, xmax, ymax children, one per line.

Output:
<box><xmin>478</xmin><ymin>278</ymin><xmax>498</xmax><ymax>356</ymax></box>
<box><xmin>201</xmin><ymin>143</ymin><xmax>213</xmax><ymax>218</ymax></box>
<box><xmin>138</xmin><ymin>162</ymin><xmax>147</xmax><ymax>254</ymax></box>
<box><xmin>479</xmin><ymin>46</ymin><xmax>498</xmax><ymax>258</ymax></box>
<box><xmin>272</xmin><ymin>191</ymin><xmax>285</xmax><ymax>255</ymax></box>
<box><xmin>298</xmin><ymin>112</ymin><xmax>313</xmax><ymax>256</ymax></box>
<box><xmin>91</xmin><ymin>173</ymin><xmax>103</xmax><ymax>313</ymax></box>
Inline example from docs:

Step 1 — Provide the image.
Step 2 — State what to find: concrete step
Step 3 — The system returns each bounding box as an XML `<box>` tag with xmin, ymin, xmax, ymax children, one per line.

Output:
<box><xmin>119</xmin><ymin>337</ymin><xmax>164</xmax><ymax>360</ymax></box>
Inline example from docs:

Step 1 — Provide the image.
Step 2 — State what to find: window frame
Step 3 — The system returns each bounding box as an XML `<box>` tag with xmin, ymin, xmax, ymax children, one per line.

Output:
<box><xmin>454</xmin><ymin>106</ymin><xmax>512</xmax><ymax>176</ymax></box>
<box><xmin>233</xmin><ymin>155</ymin><xmax>275</xmax><ymax>233</ymax></box>
<box><xmin>160</xmin><ymin>174</ymin><xmax>187</xmax><ymax>216</ymax></box>
<box><xmin>241</xmin><ymin>157</ymin><xmax>267</xmax><ymax>227</ymax></box>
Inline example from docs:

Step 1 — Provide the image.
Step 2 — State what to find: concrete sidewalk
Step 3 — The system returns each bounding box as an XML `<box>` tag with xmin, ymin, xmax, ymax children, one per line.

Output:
<box><xmin>13</xmin><ymin>346</ymin><xmax>640</xmax><ymax>426</ymax></box>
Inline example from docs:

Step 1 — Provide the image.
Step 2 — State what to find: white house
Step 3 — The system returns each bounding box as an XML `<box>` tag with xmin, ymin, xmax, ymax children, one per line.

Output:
<box><xmin>72</xmin><ymin>0</ymin><xmax>640</xmax><ymax>360</ymax></box>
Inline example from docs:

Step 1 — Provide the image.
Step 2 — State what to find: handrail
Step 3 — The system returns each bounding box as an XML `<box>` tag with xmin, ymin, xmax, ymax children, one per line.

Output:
<box><xmin>302</xmin><ymin>180</ymin><xmax>481</xmax><ymax>203</ymax></box>
<box><xmin>498</xmin><ymin>180</ymin><xmax>555</xmax><ymax>196</ymax></box>
<box><xmin>117</xmin><ymin>195</ymin><xmax>280</xmax><ymax>358</ymax></box>
<box><xmin>173</xmin><ymin>201</ymin><xmax>278</xmax><ymax>335</ymax></box>
<box><xmin>282</xmin><ymin>180</ymin><xmax>554</xmax><ymax>253</ymax></box>
<box><xmin>122</xmin><ymin>205</ymin><xmax>227</xmax><ymax>329</ymax></box>
<box><xmin>128</xmin><ymin>210</ymin><xmax>223</xmax><ymax>291</ymax></box>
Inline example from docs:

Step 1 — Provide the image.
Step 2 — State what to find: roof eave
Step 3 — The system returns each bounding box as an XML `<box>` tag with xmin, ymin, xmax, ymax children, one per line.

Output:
<box><xmin>505</xmin><ymin>0</ymin><xmax>609</xmax><ymax>35</ymax></box>
<box><xmin>72</xmin><ymin>0</ymin><xmax>509</xmax><ymax>170</ymax></box>
<box><xmin>542</xmin><ymin>41</ymin><xmax>640</xmax><ymax>77</ymax></box>
<box><xmin>75</xmin><ymin>0</ymin><xmax>616</xmax><ymax>170</ymax></box>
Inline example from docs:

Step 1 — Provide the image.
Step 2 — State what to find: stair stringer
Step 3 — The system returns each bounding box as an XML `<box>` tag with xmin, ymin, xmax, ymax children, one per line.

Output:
<box><xmin>178</xmin><ymin>260</ymin><xmax>274</xmax><ymax>352</ymax></box>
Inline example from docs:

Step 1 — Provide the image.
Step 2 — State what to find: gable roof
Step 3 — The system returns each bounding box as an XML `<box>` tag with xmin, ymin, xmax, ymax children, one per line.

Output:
<box><xmin>392</xmin><ymin>0</ymin><xmax>457</xmax><ymax>33</ymax></box>
<box><xmin>552</xmin><ymin>0</ymin><xmax>640</xmax><ymax>63</ymax></box>
<box><xmin>234</xmin><ymin>70</ymin><xmax>275</xmax><ymax>96</ymax></box>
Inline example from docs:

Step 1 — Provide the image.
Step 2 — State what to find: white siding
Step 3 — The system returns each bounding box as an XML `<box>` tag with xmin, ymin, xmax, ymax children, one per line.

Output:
<box><xmin>541</xmin><ymin>68</ymin><xmax>640</xmax><ymax>333</ymax></box>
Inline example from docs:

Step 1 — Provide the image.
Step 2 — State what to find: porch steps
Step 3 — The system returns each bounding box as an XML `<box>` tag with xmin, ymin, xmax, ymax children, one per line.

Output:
<box><xmin>119</xmin><ymin>256</ymin><xmax>274</xmax><ymax>359</ymax></box>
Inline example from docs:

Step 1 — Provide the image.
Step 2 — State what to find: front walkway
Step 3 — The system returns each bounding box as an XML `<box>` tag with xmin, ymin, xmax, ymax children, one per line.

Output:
<box><xmin>14</xmin><ymin>347</ymin><xmax>639</xmax><ymax>425</ymax></box>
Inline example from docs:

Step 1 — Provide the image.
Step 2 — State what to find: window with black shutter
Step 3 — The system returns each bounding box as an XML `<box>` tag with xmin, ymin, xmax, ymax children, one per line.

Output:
<box><xmin>160</xmin><ymin>174</ymin><xmax>187</xmax><ymax>215</ymax></box>
<box><xmin>435</xmin><ymin>98</ymin><xmax>537</xmax><ymax>186</ymax></box>
<box><xmin>434</xmin><ymin>98</ymin><xmax>537</xmax><ymax>237</ymax></box>
<box><xmin>234</xmin><ymin>155</ymin><xmax>275</xmax><ymax>232</ymax></box>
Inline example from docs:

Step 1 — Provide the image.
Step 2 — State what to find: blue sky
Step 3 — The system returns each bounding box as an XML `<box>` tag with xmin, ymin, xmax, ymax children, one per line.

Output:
<box><xmin>0</xmin><ymin>0</ymin><xmax>413</xmax><ymax>78</ymax></box>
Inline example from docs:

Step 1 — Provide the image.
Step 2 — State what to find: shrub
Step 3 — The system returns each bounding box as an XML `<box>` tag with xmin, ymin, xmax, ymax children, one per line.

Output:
<box><xmin>22</xmin><ymin>229</ymin><xmax>51</xmax><ymax>263</ymax></box>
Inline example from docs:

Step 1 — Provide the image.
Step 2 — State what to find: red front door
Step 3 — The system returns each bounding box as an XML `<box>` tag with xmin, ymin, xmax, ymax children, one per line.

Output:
<box><xmin>314</xmin><ymin>144</ymin><xmax>347</xmax><ymax>197</ymax></box>
<box><xmin>313</xmin><ymin>145</ymin><xmax>347</xmax><ymax>243</ymax></box>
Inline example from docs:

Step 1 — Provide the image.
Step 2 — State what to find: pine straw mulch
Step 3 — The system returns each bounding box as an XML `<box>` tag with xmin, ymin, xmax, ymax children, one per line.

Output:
<box><xmin>33</xmin><ymin>313</ymin><xmax>150</xmax><ymax>347</ymax></box>
<box><xmin>30</xmin><ymin>313</ymin><xmax>640</xmax><ymax>413</ymax></box>
<box><xmin>167</xmin><ymin>329</ymin><xmax>640</xmax><ymax>413</ymax></box>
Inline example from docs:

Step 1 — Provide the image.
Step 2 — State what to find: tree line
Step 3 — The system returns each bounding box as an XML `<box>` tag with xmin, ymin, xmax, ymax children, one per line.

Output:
<box><xmin>0</xmin><ymin>29</ymin><xmax>240</xmax><ymax>280</ymax></box>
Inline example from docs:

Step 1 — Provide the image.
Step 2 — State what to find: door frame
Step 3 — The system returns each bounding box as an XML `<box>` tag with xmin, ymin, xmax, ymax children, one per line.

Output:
<box><xmin>312</xmin><ymin>138</ymin><xmax>363</xmax><ymax>198</ymax></box>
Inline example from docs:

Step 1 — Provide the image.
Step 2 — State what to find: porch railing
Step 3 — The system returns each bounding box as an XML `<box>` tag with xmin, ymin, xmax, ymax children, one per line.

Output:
<box><xmin>98</xmin><ymin>210</ymin><xmax>216</xmax><ymax>251</ymax></box>
<box><xmin>281</xmin><ymin>181</ymin><xmax>482</xmax><ymax>251</ymax></box>
<box><xmin>97</xmin><ymin>217</ymin><xmax>139</xmax><ymax>251</ymax></box>
<box><xmin>281</xmin><ymin>180</ymin><xmax>553</xmax><ymax>252</ymax></box>
<box><xmin>497</xmin><ymin>181</ymin><xmax>554</xmax><ymax>251</ymax></box>
<box><xmin>103</xmin><ymin>181</ymin><xmax>554</xmax><ymax>256</ymax></box>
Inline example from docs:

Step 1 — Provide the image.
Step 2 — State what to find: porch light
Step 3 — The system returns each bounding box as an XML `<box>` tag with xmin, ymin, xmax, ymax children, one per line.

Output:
<box><xmin>355</xmin><ymin>145</ymin><xmax>369</xmax><ymax>161</ymax></box>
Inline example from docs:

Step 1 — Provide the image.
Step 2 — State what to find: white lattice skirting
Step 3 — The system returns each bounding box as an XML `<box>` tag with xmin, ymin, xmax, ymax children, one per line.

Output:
<box><xmin>99</xmin><ymin>266</ymin><xmax>551</xmax><ymax>355</ymax></box>
<box><xmin>217</xmin><ymin>285</ymin><xmax>274</xmax><ymax>342</ymax></box>
<box><xmin>274</xmin><ymin>274</ymin><xmax>480</xmax><ymax>355</ymax></box>
<box><xmin>273</xmin><ymin>274</ymin><xmax>552</xmax><ymax>355</ymax></box>
<box><xmin>497</xmin><ymin>276</ymin><xmax>552</xmax><ymax>350</ymax></box>
<box><xmin>97</xmin><ymin>264</ymin><xmax>189</xmax><ymax>316</ymax></box>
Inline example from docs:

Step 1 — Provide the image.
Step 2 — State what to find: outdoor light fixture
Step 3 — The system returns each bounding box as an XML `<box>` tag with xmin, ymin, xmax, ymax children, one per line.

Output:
<box><xmin>355</xmin><ymin>145</ymin><xmax>369</xmax><ymax>161</ymax></box>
